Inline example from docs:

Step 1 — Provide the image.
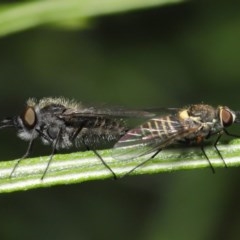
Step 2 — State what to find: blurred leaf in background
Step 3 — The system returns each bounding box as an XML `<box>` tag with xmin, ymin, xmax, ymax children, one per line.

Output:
<box><xmin>1</xmin><ymin>1</ymin><xmax>240</xmax><ymax>240</ymax></box>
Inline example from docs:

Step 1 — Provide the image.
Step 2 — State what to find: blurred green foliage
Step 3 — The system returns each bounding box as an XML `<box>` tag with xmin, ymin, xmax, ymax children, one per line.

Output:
<box><xmin>1</xmin><ymin>1</ymin><xmax>240</xmax><ymax>240</ymax></box>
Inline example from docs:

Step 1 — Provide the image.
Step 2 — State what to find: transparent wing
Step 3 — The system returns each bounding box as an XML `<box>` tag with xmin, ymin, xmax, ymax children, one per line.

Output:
<box><xmin>58</xmin><ymin>107</ymin><xmax>156</xmax><ymax>127</ymax></box>
<box><xmin>58</xmin><ymin>107</ymin><xmax>185</xmax><ymax>128</ymax></box>
<box><xmin>62</xmin><ymin>106</ymin><xmax>158</xmax><ymax>117</ymax></box>
<box><xmin>112</xmin><ymin>115</ymin><xmax>200</xmax><ymax>160</ymax></box>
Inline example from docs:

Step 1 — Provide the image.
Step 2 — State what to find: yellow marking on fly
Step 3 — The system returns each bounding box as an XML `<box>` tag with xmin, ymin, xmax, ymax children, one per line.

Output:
<box><xmin>179</xmin><ymin>109</ymin><xmax>189</xmax><ymax>120</ymax></box>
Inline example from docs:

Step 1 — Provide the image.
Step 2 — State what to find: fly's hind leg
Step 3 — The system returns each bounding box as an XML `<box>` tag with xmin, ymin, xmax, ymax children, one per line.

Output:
<box><xmin>82</xmin><ymin>137</ymin><xmax>117</xmax><ymax>180</ymax></box>
<box><xmin>121</xmin><ymin>148</ymin><xmax>162</xmax><ymax>178</ymax></box>
<box><xmin>92</xmin><ymin>148</ymin><xmax>117</xmax><ymax>180</ymax></box>
<box><xmin>71</xmin><ymin>126</ymin><xmax>118</xmax><ymax>179</ymax></box>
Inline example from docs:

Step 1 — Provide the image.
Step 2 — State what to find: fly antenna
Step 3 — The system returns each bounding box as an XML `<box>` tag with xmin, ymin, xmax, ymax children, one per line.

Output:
<box><xmin>0</xmin><ymin>118</ymin><xmax>15</xmax><ymax>129</ymax></box>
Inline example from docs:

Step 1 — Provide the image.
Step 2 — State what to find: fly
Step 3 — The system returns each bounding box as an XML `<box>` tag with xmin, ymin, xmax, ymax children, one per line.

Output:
<box><xmin>112</xmin><ymin>104</ymin><xmax>240</xmax><ymax>176</ymax></box>
<box><xmin>0</xmin><ymin>97</ymin><xmax>154</xmax><ymax>179</ymax></box>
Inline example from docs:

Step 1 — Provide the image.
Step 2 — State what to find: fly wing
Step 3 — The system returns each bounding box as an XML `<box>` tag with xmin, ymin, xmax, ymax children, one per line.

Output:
<box><xmin>55</xmin><ymin>107</ymin><xmax>158</xmax><ymax>150</ymax></box>
<box><xmin>58</xmin><ymin>107</ymin><xmax>156</xmax><ymax>129</ymax></box>
<box><xmin>60</xmin><ymin>107</ymin><xmax>156</xmax><ymax>118</ymax></box>
<box><xmin>112</xmin><ymin>115</ymin><xmax>200</xmax><ymax>160</ymax></box>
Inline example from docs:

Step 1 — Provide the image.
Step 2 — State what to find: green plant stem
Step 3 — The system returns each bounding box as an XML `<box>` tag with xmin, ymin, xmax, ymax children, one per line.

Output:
<box><xmin>0</xmin><ymin>139</ymin><xmax>240</xmax><ymax>193</ymax></box>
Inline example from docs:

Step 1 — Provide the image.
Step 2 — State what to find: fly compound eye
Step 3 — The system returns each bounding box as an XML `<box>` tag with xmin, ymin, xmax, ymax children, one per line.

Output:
<box><xmin>220</xmin><ymin>107</ymin><xmax>234</xmax><ymax>127</ymax></box>
<box><xmin>22</xmin><ymin>106</ymin><xmax>37</xmax><ymax>129</ymax></box>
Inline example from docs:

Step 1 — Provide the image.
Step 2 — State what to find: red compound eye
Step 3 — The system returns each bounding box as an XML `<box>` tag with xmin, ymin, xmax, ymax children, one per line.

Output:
<box><xmin>220</xmin><ymin>108</ymin><xmax>233</xmax><ymax>127</ymax></box>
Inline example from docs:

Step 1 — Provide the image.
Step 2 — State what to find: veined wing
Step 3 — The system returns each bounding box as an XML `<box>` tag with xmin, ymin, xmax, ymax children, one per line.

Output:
<box><xmin>59</xmin><ymin>106</ymin><xmax>183</xmax><ymax>124</ymax></box>
<box><xmin>62</xmin><ymin>107</ymin><xmax>156</xmax><ymax>117</ymax></box>
<box><xmin>112</xmin><ymin>115</ymin><xmax>200</xmax><ymax>160</ymax></box>
<box><xmin>58</xmin><ymin>107</ymin><xmax>156</xmax><ymax>128</ymax></box>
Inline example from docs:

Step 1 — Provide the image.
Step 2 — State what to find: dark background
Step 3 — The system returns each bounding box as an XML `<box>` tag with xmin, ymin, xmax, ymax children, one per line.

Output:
<box><xmin>1</xmin><ymin>2</ymin><xmax>240</xmax><ymax>240</ymax></box>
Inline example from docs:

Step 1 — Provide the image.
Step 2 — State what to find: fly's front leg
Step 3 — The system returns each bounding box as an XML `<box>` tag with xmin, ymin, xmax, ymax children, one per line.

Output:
<box><xmin>202</xmin><ymin>130</ymin><xmax>227</xmax><ymax>171</ymax></box>
<box><xmin>224</xmin><ymin>129</ymin><xmax>240</xmax><ymax>138</ymax></box>
<box><xmin>35</xmin><ymin>128</ymin><xmax>52</xmax><ymax>143</ymax></box>
<box><xmin>10</xmin><ymin>136</ymin><xmax>34</xmax><ymax>178</ymax></box>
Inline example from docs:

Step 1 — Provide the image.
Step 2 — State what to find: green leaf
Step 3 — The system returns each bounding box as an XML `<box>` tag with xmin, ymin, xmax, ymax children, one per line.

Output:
<box><xmin>0</xmin><ymin>139</ymin><xmax>240</xmax><ymax>193</ymax></box>
<box><xmin>0</xmin><ymin>0</ymin><xmax>184</xmax><ymax>37</ymax></box>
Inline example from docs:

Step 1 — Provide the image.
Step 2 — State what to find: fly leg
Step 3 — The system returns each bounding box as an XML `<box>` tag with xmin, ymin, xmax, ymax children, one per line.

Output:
<box><xmin>72</xmin><ymin>125</ymin><xmax>117</xmax><ymax>179</ymax></box>
<box><xmin>223</xmin><ymin>129</ymin><xmax>240</xmax><ymax>138</ymax></box>
<box><xmin>9</xmin><ymin>137</ymin><xmax>34</xmax><ymax>178</ymax></box>
<box><xmin>92</xmin><ymin>148</ymin><xmax>117</xmax><ymax>180</ymax></box>
<box><xmin>213</xmin><ymin>128</ymin><xmax>240</xmax><ymax>169</ymax></box>
<box><xmin>212</xmin><ymin>128</ymin><xmax>240</xmax><ymax>169</ymax></box>
<box><xmin>206</xmin><ymin>128</ymin><xmax>238</xmax><ymax>171</ymax></box>
<box><xmin>82</xmin><ymin>136</ymin><xmax>117</xmax><ymax>180</ymax></box>
<box><xmin>41</xmin><ymin>128</ymin><xmax>62</xmax><ymax>180</ymax></box>
<box><xmin>121</xmin><ymin>148</ymin><xmax>162</xmax><ymax>178</ymax></box>
<box><xmin>200</xmin><ymin>145</ymin><xmax>215</xmax><ymax>173</ymax></box>
<box><xmin>70</xmin><ymin>126</ymin><xmax>83</xmax><ymax>142</ymax></box>
<box><xmin>200</xmin><ymin>129</ymin><xmax>227</xmax><ymax>172</ymax></box>
<box><xmin>213</xmin><ymin>133</ymin><xmax>227</xmax><ymax>168</ymax></box>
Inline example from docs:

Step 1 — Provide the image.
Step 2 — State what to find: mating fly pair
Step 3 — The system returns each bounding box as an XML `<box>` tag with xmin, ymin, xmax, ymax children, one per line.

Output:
<box><xmin>0</xmin><ymin>99</ymin><xmax>240</xmax><ymax>179</ymax></box>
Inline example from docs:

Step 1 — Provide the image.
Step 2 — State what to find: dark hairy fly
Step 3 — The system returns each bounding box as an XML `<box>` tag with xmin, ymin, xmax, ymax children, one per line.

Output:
<box><xmin>112</xmin><ymin>104</ymin><xmax>240</xmax><ymax>176</ymax></box>
<box><xmin>0</xmin><ymin>97</ymin><xmax>154</xmax><ymax>179</ymax></box>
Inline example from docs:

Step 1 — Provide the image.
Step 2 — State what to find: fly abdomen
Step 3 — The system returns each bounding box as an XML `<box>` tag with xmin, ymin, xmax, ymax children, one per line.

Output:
<box><xmin>74</xmin><ymin>127</ymin><xmax>125</xmax><ymax>150</ymax></box>
<box><xmin>72</xmin><ymin>117</ymin><xmax>127</xmax><ymax>150</ymax></box>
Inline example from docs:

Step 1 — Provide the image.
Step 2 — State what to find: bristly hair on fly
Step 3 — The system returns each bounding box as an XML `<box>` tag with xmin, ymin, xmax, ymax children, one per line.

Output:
<box><xmin>27</xmin><ymin>97</ymin><xmax>82</xmax><ymax>110</ymax></box>
<box><xmin>0</xmin><ymin>97</ymin><xmax>155</xmax><ymax>180</ymax></box>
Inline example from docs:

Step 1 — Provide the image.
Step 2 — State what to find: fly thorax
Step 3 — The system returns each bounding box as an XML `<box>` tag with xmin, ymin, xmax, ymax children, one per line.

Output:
<box><xmin>200</xmin><ymin>122</ymin><xmax>213</xmax><ymax>133</ymax></box>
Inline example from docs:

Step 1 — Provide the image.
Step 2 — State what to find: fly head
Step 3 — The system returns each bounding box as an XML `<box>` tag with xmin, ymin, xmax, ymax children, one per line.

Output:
<box><xmin>0</xmin><ymin>104</ymin><xmax>39</xmax><ymax>142</ymax></box>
